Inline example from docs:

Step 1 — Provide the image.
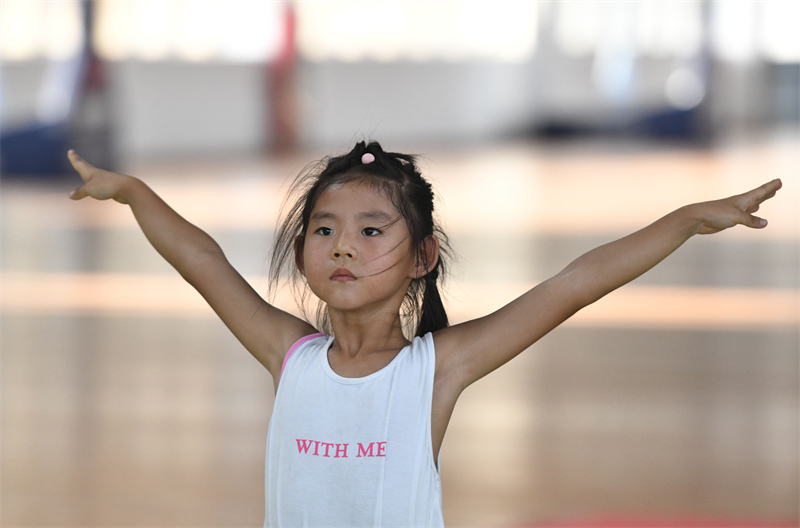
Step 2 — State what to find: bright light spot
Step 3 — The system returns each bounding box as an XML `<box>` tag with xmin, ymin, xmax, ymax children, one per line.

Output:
<box><xmin>635</xmin><ymin>3</ymin><xmax>670</xmax><ymax>58</ymax></box>
<box><xmin>217</xmin><ymin>2</ymin><xmax>284</xmax><ymax>62</ymax></box>
<box><xmin>94</xmin><ymin>0</ymin><xmax>284</xmax><ymax>63</ymax></box>
<box><xmin>459</xmin><ymin>1</ymin><xmax>538</xmax><ymax>62</ymax></box>
<box><xmin>664</xmin><ymin>67</ymin><xmax>705</xmax><ymax>110</ymax></box>
<box><xmin>759</xmin><ymin>2</ymin><xmax>800</xmax><ymax>64</ymax></box>
<box><xmin>174</xmin><ymin>1</ymin><xmax>219</xmax><ymax>62</ymax></box>
<box><xmin>554</xmin><ymin>1</ymin><xmax>602</xmax><ymax>57</ymax></box>
<box><xmin>296</xmin><ymin>2</ymin><xmax>538</xmax><ymax>63</ymax></box>
<box><xmin>42</xmin><ymin>1</ymin><xmax>83</xmax><ymax>60</ymax></box>
<box><xmin>557</xmin><ymin>2</ymin><xmax>702</xmax><ymax>60</ymax></box>
<box><xmin>0</xmin><ymin>0</ymin><xmax>83</xmax><ymax>61</ymax></box>
<box><xmin>660</xmin><ymin>2</ymin><xmax>702</xmax><ymax>58</ymax></box>
<box><xmin>94</xmin><ymin>0</ymin><xmax>127</xmax><ymax>61</ymax></box>
<box><xmin>711</xmin><ymin>2</ymin><xmax>756</xmax><ymax>63</ymax></box>
<box><xmin>136</xmin><ymin>1</ymin><xmax>172</xmax><ymax>61</ymax></box>
<box><xmin>0</xmin><ymin>1</ymin><xmax>42</xmax><ymax>61</ymax></box>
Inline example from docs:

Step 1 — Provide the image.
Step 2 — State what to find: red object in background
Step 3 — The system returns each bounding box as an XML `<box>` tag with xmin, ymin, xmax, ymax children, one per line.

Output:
<box><xmin>267</xmin><ymin>2</ymin><xmax>297</xmax><ymax>153</ymax></box>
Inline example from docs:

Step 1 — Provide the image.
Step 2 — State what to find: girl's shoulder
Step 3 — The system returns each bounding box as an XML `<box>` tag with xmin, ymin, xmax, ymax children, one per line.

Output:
<box><xmin>281</xmin><ymin>332</ymin><xmax>329</xmax><ymax>371</ymax></box>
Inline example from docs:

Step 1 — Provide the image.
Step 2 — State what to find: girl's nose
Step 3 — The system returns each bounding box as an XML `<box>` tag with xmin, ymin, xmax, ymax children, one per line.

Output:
<box><xmin>332</xmin><ymin>234</ymin><xmax>356</xmax><ymax>259</ymax></box>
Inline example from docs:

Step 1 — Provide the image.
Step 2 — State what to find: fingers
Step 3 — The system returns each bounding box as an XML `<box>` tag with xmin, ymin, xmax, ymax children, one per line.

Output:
<box><xmin>746</xmin><ymin>214</ymin><xmax>768</xmax><ymax>229</ymax></box>
<box><xmin>750</xmin><ymin>178</ymin><xmax>782</xmax><ymax>205</ymax></box>
<box><xmin>69</xmin><ymin>184</ymin><xmax>87</xmax><ymax>201</ymax></box>
<box><xmin>67</xmin><ymin>149</ymin><xmax>85</xmax><ymax>172</ymax></box>
<box><xmin>734</xmin><ymin>179</ymin><xmax>781</xmax><ymax>228</ymax></box>
<box><xmin>67</xmin><ymin>149</ymin><xmax>97</xmax><ymax>181</ymax></box>
<box><xmin>67</xmin><ymin>150</ymin><xmax>95</xmax><ymax>200</ymax></box>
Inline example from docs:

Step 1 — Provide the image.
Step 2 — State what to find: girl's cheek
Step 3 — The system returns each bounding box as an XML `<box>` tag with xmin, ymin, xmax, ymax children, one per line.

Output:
<box><xmin>366</xmin><ymin>247</ymin><xmax>413</xmax><ymax>275</ymax></box>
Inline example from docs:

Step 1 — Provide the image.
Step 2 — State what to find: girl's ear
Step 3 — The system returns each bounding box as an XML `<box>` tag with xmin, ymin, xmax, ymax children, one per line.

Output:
<box><xmin>413</xmin><ymin>235</ymin><xmax>440</xmax><ymax>279</ymax></box>
<box><xmin>294</xmin><ymin>235</ymin><xmax>306</xmax><ymax>275</ymax></box>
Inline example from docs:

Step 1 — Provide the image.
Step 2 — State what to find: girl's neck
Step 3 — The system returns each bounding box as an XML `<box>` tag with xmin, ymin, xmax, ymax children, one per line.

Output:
<box><xmin>327</xmin><ymin>309</ymin><xmax>409</xmax><ymax>358</ymax></box>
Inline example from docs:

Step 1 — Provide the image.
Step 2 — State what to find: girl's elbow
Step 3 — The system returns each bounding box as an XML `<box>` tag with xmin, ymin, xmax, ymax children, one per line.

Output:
<box><xmin>552</xmin><ymin>269</ymin><xmax>602</xmax><ymax>313</ymax></box>
<box><xmin>176</xmin><ymin>245</ymin><xmax>227</xmax><ymax>285</ymax></box>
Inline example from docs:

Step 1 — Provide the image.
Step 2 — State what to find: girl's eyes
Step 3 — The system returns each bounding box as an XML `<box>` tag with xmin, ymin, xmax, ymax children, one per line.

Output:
<box><xmin>313</xmin><ymin>227</ymin><xmax>381</xmax><ymax>236</ymax></box>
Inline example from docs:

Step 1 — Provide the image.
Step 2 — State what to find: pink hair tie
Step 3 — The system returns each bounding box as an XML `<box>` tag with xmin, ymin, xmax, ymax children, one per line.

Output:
<box><xmin>361</xmin><ymin>153</ymin><xmax>375</xmax><ymax>164</ymax></box>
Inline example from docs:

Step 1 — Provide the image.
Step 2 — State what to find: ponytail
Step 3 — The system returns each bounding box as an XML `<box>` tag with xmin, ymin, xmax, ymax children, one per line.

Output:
<box><xmin>415</xmin><ymin>266</ymin><xmax>448</xmax><ymax>337</ymax></box>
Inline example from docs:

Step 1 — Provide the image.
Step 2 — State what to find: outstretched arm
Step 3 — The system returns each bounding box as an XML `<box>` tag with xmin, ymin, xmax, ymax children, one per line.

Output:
<box><xmin>434</xmin><ymin>179</ymin><xmax>783</xmax><ymax>390</ymax></box>
<box><xmin>69</xmin><ymin>150</ymin><xmax>222</xmax><ymax>275</ymax></box>
<box><xmin>68</xmin><ymin>150</ymin><xmax>314</xmax><ymax>381</ymax></box>
<box><xmin>554</xmin><ymin>178</ymin><xmax>781</xmax><ymax>310</ymax></box>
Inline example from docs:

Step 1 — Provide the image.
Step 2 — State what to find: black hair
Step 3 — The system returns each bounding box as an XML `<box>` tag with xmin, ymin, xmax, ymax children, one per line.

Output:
<box><xmin>269</xmin><ymin>140</ymin><xmax>451</xmax><ymax>338</ymax></box>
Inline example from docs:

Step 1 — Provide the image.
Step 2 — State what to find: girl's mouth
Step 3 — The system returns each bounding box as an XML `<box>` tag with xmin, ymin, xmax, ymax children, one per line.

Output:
<box><xmin>330</xmin><ymin>268</ymin><xmax>356</xmax><ymax>281</ymax></box>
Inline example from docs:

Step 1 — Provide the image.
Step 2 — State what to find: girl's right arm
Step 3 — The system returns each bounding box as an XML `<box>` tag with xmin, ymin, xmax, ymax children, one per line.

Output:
<box><xmin>67</xmin><ymin>150</ymin><xmax>316</xmax><ymax>381</ymax></box>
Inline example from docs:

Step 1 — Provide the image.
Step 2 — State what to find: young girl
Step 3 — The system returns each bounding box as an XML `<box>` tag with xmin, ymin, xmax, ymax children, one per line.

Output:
<box><xmin>67</xmin><ymin>142</ymin><xmax>781</xmax><ymax>527</ymax></box>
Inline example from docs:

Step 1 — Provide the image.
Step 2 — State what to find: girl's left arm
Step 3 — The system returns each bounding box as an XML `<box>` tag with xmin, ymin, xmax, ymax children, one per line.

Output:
<box><xmin>434</xmin><ymin>179</ymin><xmax>782</xmax><ymax>390</ymax></box>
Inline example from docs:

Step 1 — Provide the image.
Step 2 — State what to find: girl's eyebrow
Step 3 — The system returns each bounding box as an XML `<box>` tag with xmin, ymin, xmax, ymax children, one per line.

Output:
<box><xmin>310</xmin><ymin>210</ymin><xmax>395</xmax><ymax>223</ymax></box>
<box><xmin>357</xmin><ymin>211</ymin><xmax>394</xmax><ymax>222</ymax></box>
<box><xmin>310</xmin><ymin>210</ymin><xmax>335</xmax><ymax>221</ymax></box>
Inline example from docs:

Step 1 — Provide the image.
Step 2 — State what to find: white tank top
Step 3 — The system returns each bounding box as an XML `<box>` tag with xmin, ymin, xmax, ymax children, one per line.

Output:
<box><xmin>264</xmin><ymin>332</ymin><xmax>444</xmax><ymax>527</ymax></box>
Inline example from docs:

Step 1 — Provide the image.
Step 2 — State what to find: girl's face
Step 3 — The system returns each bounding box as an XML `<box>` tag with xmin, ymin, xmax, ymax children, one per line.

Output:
<box><xmin>299</xmin><ymin>181</ymin><xmax>420</xmax><ymax>316</ymax></box>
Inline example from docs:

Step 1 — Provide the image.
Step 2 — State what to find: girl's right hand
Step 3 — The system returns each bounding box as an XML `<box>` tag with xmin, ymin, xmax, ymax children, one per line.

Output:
<box><xmin>68</xmin><ymin>150</ymin><xmax>133</xmax><ymax>204</ymax></box>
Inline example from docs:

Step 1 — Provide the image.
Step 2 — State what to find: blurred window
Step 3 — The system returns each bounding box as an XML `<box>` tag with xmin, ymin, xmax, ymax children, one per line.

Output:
<box><xmin>555</xmin><ymin>2</ymin><xmax>701</xmax><ymax>59</ymax></box>
<box><xmin>93</xmin><ymin>0</ymin><xmax>285</xmax><ymax>62</ymax></box>
<box><xmin>0</xmin><ymin>0</ymin><xmax>84</xmax><ymax>61</ymax></box>
<box><xmin>554</xmin><ymin>1</ymin><xmax>603</xmax><ymax>57</ymax></box>
<box><xmin>757</xmin><ymin>1</ymin><xmax>800</xmax><ymax>64</ymax></box>
<box><xmin>295</xmin><ymin>1</ymin><xmax>539</xmax><ymax>63</ymax></box>
<box><xmin>3</xmin><ymin>1</ymin><xmax>795</xmax><ymax>65</ymax></box>
<box><xmin>710</xmin><ymin>1</ymin><xmax>799</xmax><ymax>64</ymax></box>
<box><xmin>635</xmin><ymin>2</ymin><xmax>702</xmax><ymax>58</ymax></box>
<box><xmin>710</xmin><ymin>1</ymin><xmax>757</xmax><ymax>63</ymax></box>
<box><xmin>553</xmin><ymin>1</ymin><xmax>798</xmax><ymax>64</ymax></box>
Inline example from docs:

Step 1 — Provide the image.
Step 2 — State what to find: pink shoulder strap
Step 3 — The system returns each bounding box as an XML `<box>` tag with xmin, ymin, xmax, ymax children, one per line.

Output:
<box><xmin>281</xmin><ymin>333</ymin><xmax>326</xmax><ymax>376</ymax></box>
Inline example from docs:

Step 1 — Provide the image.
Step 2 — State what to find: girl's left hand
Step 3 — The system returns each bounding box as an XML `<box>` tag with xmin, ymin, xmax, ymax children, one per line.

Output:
<box><xmin>693</xmin><ymin>178</ymin><xmax>782</xmax><ymax>235</ymax></box>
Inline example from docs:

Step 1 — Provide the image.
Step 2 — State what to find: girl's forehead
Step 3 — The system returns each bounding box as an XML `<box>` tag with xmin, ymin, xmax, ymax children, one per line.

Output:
<box><xmin>313</xmin><ymin>180</ymin><xmax>398</xmax><ymax>213</ymax></box>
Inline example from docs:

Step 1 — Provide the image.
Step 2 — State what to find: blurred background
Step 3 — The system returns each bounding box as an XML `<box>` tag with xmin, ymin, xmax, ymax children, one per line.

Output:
<box><xmin>1</xmin><ymin>1</ymin><xmax>798</xmax><ymax>526</ymax></box>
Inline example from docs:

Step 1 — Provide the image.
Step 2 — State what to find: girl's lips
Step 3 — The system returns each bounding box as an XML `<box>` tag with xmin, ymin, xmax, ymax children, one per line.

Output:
<box><xmin>330</xmin><ymin>268</ymin><xmax>356</xmax><ymax>281</ymax></box>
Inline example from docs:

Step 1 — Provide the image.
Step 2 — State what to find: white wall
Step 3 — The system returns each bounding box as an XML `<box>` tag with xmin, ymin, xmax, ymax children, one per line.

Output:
<box><xmin>3</xmin><ymin>57</ymin><xmax>792</xmax><ymax>160</ymax></box>
<box><xmin>295</xmin><ymin>60</ymin><xmax>539</xmax><ymax>147</ymax></box>
<box><xmin>109</xmin><ymin>61</ymin><xmax>269</xmax><ymax>158</ymax></box>
<box><xmin>3</xmin><ymin>58</ymin><xmax>545</xmax><ymax>156</ymax></box>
